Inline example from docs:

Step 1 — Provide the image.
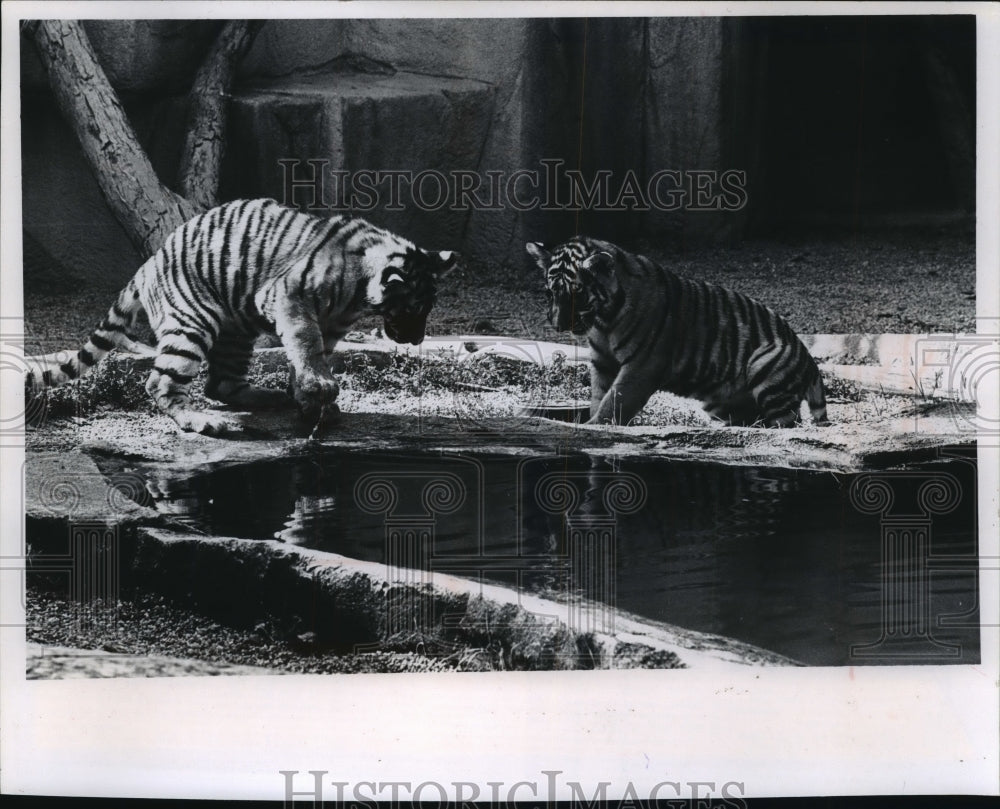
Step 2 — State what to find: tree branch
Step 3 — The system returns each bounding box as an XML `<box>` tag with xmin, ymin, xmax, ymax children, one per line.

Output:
<box><xmin>179</xmin><ymin>20</ymin><xmax>265</xmax><ymax>209</ymax></box>
<box><xmin>25</xmin><ymin>19</ymin><xmax>200</xmax><ymax>256</ymax></box>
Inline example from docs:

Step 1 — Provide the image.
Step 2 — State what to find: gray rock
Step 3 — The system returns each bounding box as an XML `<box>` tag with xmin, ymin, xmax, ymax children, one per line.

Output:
<box><xmin>25</xmin><ymin>451</ymin><xmax>158</xmax><ymax>524</ymax></box>
<box><xmin>130</xmin><ymin>527</ymin><xmax>799</xmax><ymax>669</ymax></box>
<box><xmin>225</xmin><ymin>68</ymin><xmax>494</xmax><ymax>257</ymax></box>
<box><xmin>83</xmin><ymin>21</ymin><xmax>221</xmax><ymax>93</ymax></box>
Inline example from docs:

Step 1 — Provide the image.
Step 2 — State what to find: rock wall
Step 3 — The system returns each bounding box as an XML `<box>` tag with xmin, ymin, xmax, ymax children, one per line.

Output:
<box><xmin>21</xmin><ymin>93</ymin><xmax>143</xmax><ymax>287</ymax></box>
<box><xmin>222</xmin><ymin>70</ymin><xmax>496</xmax><ymax>262</ymax></box>
<box><xmin>236</xmin><ymin>17</ymin><xmax>751</xmax><ymax>265</ymax></box>
<box><xmin>238</xmin><ymin>18</ymin><xmax>536</xmax><ymax>275</ymax></box>
<box><xmin>19</xmin><ymin>17</ymin><xmax>747</xmax><ymax>288</ymax></box>
<box><xmin>22</xmin><ymin>16</ymin><xmax>971</xmax><ymax>291</ymax></box>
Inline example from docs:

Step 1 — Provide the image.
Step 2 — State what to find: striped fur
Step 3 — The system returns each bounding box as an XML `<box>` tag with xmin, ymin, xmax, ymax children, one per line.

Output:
<box><xmin>527</xmin><ymin>237</ymin><xmax>828</xmax><ymax>428</ymax></box>
<box><xmin>29</xmin><ymin>199</ymin><xmax>457</xmax><ymax>435</ymax></box>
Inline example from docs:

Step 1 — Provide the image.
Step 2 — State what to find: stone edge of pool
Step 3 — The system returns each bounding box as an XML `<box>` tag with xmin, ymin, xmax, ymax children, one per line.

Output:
<box><xmin>25</xmin><ymin>331</ymin><xmax>980</xmax><ymax>474</ymax></box>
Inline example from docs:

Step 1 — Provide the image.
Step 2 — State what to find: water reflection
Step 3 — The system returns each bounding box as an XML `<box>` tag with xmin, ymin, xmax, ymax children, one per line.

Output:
<box><xmin>144</xmin><ymin>449</ymin><xmax>979</xmax><ymax>666</ymax></box>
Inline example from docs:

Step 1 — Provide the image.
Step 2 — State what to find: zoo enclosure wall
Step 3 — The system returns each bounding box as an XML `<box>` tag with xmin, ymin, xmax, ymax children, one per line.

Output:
<box><xmin>19</xmin><ymin>16</ymin><xmax>975</xmax><ymax>290</ymax></box>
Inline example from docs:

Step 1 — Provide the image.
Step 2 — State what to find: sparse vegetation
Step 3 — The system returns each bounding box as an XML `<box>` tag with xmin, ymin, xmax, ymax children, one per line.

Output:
<box><xmin>27</xmin><ymin>344</ymin><xmax>966</xmax><ymax>432</ymax></box>
<box><xmin>27</xmin><ymin>589</ymin><xmax>506</xmax><ymax>675</ymax></box>
<box><xmin>28</xmin><ymin>348</ymin><xmax>593</xmax><ymax>426</ymax></box>
<box><xmin>27</xmin><ymin>354</ymin><xmax>158</xmax><ymax>423</ymax></box>
<box><xmin>338</xmin><ymin>349</ymin><xmax>589</xmax><ymax>400</ymax></box>
<box><xmin>823</xmin><ymin>375</ymin><xmax>867</xmax><ymax>403</ymax></box>
<box><xmin>911</xmin><ymin>367</ymin><xmax>945</xmax><ymax>401</ymax></box>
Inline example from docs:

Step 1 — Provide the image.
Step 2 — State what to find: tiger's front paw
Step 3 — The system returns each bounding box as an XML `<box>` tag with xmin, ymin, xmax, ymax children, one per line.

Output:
<box><xmin>293</xmin><ymin>371</ymin><xmax>339</xmax><ymax>419</ymax></box>
<box><xmin>173</xmin><ymin>410</ymin><xmax>241</xmax><ymax>437</ymax></box>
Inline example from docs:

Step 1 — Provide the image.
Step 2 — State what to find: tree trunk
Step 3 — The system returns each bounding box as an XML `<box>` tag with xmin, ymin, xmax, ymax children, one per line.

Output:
<box><xmin>22</xmin><ymin>19</ymin><xmax>200</xmax><ymax>256</ymax></box>
<box><xmin>178</xmin><ymin>20</ymin><xmax>265</xmax><ymax>209</ymax></box>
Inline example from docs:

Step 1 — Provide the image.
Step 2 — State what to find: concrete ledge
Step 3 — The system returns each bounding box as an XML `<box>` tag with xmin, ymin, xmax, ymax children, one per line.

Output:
<box><xmin>131</xmin><ymin>527</ymin><xmax>797</xmax><ymax>670</ymax></box>
<box><xmin>804</xmin><ymin>333</ymin><xmax>990</xmax><ymax>402</ymax></box>
<box><xmin>25</xmin><ymin>451</ymin><xmax>159</xmax><ymax>525</ymax></box>
<box><xmin>31</xmin><ymin>383</ymin><xmax>973</xmax><ymax>478</ymax></box>
<box><xmin>25</xmin><ymin>333</ymin><xmax>978</xmax><ymax>476</ymax></box>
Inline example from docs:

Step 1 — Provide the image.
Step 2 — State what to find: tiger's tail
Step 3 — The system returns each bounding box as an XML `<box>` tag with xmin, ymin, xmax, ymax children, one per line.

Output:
<box><xmin>806</xmin><ymin>363</ymin><xmax>829</xmax><ymax>426</ymax></box>
<box><xmin>25</xmin><ymin>277</ymin><xmax>155</xmax><ymax>391</ymax></box>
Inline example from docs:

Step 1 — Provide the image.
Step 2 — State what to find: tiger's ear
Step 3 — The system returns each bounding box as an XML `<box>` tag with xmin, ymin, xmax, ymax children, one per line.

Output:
<box><xmin>434</xmin><ymin>250</ymin><xmax>460</xmax><ymax>277</ymax></box>
<box><xmin>525</xmin><ymin>242</ymin><xmax>550</xmax><ymax>270</ymax></box>
<box><xmin>578</xmin><ymin>251</ymin><xmax>612</xmax><ymax>284</ymax></box>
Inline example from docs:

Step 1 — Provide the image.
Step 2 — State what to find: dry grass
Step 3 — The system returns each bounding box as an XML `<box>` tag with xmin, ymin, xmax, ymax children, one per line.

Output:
<box><xmin>25</xmin><ymin>340</ymin><xmax>966</xmax><ymax>434</ymax></box>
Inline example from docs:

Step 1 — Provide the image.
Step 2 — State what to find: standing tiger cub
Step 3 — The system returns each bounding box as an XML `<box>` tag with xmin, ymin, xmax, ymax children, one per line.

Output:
<box><xmin>28</xmin><ymin>199</ymin><xmax>457</xmax><ymax>435</ymax></box>
<box><xmin>527</xmin><ymin>237</ymin><xmax>828</xmax><ymax>428</ymax></box>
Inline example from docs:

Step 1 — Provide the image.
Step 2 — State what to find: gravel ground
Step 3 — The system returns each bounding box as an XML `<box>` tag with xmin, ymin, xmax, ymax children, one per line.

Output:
<box><xmin>27</xmin><ymin>588</ymin><xmax>500</xmax><ymax>676</ymax></box>
<box><xmin>638</xmin><ymin>229</ymin><xmax>975</xmax><ymax>335</ymax></box>
<box><xmin>23</xmin><ymin>230</ymin><xmax>975</xmax><ymax>354</ymax></box>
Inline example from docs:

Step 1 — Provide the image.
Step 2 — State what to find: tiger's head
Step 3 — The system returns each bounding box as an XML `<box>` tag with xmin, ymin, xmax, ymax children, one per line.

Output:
<box><xmin>527</xmin><ymin>240</ymin><xmax>616</xmax><ymax>335</ymax></box>
<box><xmin>376</xmin><ymin>247</ymin><xmax>459</xmax><ymax>345</ymax></box>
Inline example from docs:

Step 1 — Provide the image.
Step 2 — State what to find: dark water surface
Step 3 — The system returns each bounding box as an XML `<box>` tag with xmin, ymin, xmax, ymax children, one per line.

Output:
<box><xmin>150</xmin><ymin>448</ymin><xmax>980</xmax><ymax>666</ymax></box>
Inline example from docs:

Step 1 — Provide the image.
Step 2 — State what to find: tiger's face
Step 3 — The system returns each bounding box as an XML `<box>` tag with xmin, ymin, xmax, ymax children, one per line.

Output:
<box><xmin>378</xmin><ymin>248</ymin><xmax>458</xmax><ymax>345</ymax></box>
<box><xmin>526</xmin><ymin>241</ymin><xmax>603</xmax><ymax>335</ymax></box>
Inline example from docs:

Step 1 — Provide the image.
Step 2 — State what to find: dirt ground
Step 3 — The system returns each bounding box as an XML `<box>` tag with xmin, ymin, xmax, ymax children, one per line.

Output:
<box><xmin>27</xmin><ymin>589</ymin><xmax>494</xmax><ymax>676</ymax></box>
<box><xmin>23</xmin><ymin>229</ymin><xmax>976</xmax><ymax>354</ymax></box>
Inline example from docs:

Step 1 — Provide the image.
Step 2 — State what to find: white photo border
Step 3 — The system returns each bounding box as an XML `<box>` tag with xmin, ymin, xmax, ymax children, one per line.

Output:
<box><xmin>1</xmin><ymin>1</ymin><xmax>997</xmax><ymax>800</ymax></box>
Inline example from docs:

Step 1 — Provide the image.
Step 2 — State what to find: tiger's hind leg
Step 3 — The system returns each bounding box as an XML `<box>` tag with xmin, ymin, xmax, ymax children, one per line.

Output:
<box><xmin>204</xmin><ymin>329</ymin><xmax>290</xmax><ymax>410</ymax></box>
<box><xmin>704</xmin><ymin>390</ymin><xmax>760</xmax><ymax>427</ymax></box>
<box><xmin>746</xmin><ymin>344</ymin><xmax>803</xmax><ymax>428</ymax></box>
<box><xmin>145</xmin><ymin>326</ymin><xmax>237</xmax><ymax>436</ymax></box>
<box><xmin>762</xmin><ymin>409</ymin><xmax>801</xmax><ymax>428</ymax></box>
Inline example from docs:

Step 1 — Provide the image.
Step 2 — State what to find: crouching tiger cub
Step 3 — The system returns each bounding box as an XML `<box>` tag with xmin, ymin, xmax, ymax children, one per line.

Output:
<box><xmin>28</xmin><ymin>198</ymin><xmax>457</xmax><ymax>435</ymax></box>
<box><xmin>527</xmin><ymin>237</ymin><xmax>828</xmax><ymax>428</ymax></box>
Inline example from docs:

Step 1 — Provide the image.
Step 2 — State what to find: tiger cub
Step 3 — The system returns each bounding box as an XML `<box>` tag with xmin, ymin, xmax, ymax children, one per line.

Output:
<box><xmin>28</xmin><ymin>198</ymin><xmax>457</xmax><ymax>435</ymax></box>
<box><xmin>527</xmin><ymin>237</ymin><xmax>828</xmax><ymax>428</ymax></box>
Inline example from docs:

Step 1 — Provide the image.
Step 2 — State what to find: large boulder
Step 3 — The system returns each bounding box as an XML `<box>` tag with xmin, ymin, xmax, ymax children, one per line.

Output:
<box><xmin>224</xmin><ymin>67</ymin><xmax>495</xmax><ymax>258</ymax></box>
